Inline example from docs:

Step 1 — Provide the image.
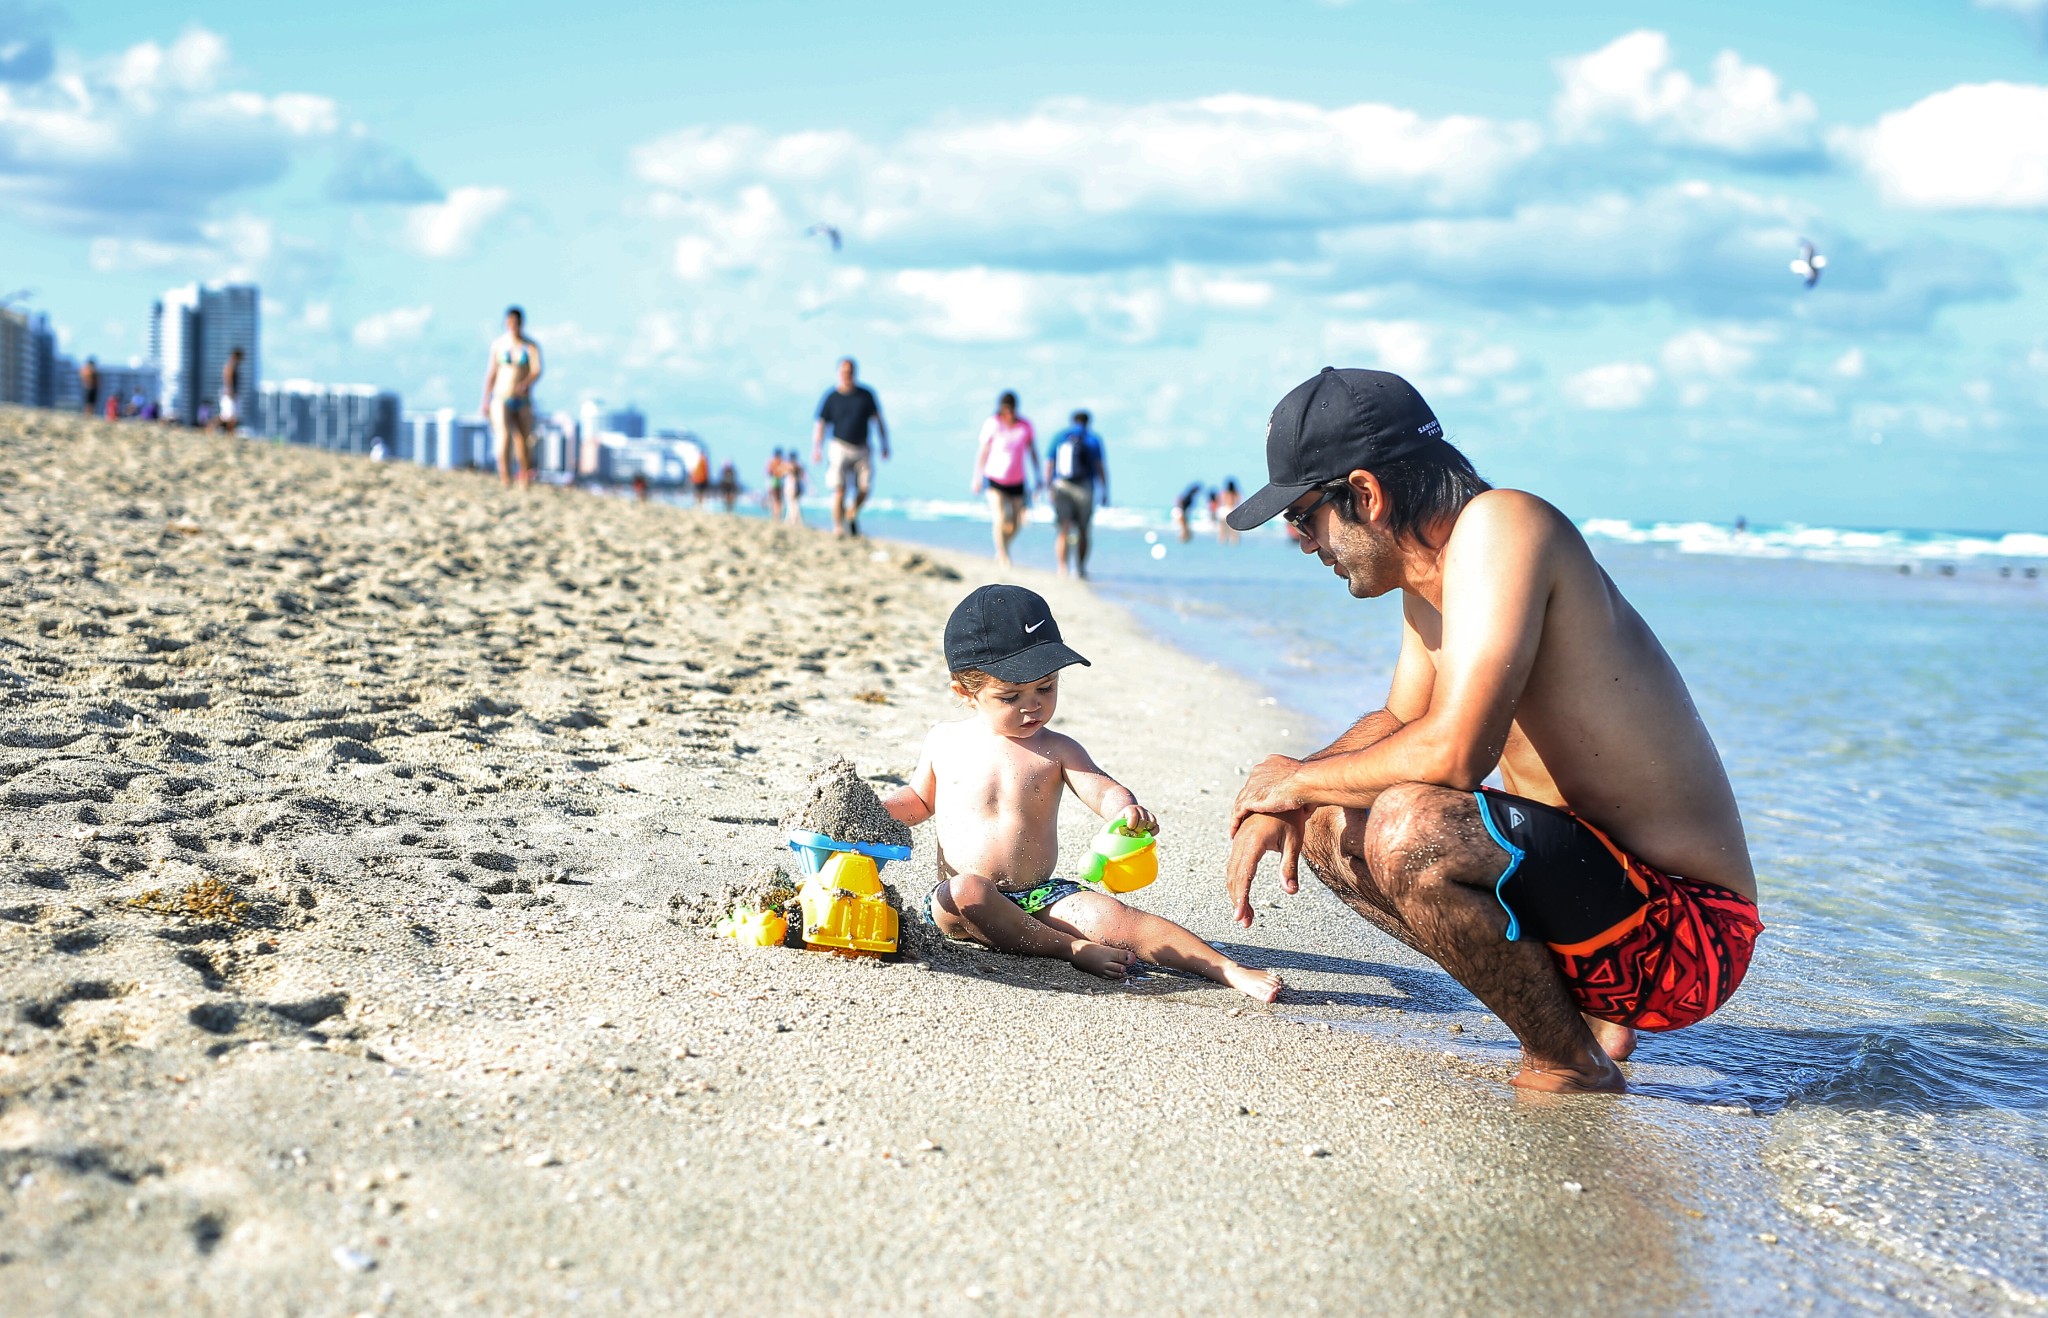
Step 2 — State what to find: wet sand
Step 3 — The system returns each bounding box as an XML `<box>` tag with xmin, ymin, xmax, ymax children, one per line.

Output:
<box><xmin>0</xmin><ymin>408</ymin><xmax>1991</xmax><ymax>1313</ymax></box>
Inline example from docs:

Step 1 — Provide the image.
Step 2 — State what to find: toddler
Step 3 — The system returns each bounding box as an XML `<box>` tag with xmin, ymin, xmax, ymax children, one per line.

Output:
<box><xmin>883</xmin><ymin>585</ymin><xmax>1282</xmax><ymax>1002</ymax></box>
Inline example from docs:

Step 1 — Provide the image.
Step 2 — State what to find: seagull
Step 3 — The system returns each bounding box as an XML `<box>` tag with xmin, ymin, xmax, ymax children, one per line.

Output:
<box><xmin>1790</xmin><ymin>240</ymin><xmax>1827</xmax><ymax>289</ymax></box>
<box><xmin>805</xmin><ymin>223</ymin><xmax>842</xmax><ymax>252</ymax></box>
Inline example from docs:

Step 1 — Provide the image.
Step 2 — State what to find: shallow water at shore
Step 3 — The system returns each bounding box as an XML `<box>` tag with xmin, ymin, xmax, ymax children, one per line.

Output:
<box><xmin>857</xmin><ymin>499</ymin><xmax>2048</xmax><ymax>1304</ymax></box>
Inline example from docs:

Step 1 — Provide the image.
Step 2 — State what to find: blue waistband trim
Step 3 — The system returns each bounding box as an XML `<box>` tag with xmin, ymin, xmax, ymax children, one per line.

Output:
<box><xmin>1472</xmin><ymin>790</ymin><xmax>1527</xmax><ymax>942</ymax></box>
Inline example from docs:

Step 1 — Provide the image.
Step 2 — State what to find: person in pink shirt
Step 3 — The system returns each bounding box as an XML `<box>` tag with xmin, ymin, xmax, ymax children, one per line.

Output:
<box><xmin>972</xmin><ymin>391</ymin><xmax>1040</xmax><ymax>570</ymax></box>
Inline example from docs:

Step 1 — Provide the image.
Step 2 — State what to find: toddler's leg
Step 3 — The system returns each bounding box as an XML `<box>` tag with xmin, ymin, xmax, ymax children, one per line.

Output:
<box><xmin>1041</xmin><ymin>891</ymin><xmax>1283</xmax><ymax>1003</ymax></box>
<box><xmin>931</xmin><ymin>875</ymin><xmax>1135</xmax><ymax>979</ymax></box>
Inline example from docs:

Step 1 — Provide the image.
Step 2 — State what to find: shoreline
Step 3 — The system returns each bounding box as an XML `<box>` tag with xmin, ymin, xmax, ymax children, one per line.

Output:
<box><xmin>0</xmin><ymin>408</ymin><xmax>1998</xmax><ymax>1312</ymax></box>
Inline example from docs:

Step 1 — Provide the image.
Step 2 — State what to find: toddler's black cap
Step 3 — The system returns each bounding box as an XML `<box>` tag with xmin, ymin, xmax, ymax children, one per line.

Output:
<box><xmin>944</xmin><ymin>584</ymin><xmax>1090</xmax><ymax>684</ymax></box>
<box><xmin>1227</xmin><ymin>368</ymin><xmax>1445</xmax><ymax>531</ymax></box>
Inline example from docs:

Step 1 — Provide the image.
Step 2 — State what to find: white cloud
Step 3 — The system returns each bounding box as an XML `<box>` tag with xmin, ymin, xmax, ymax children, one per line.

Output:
<box><xmin>300</xmin><ymin>300</ymin><xmax>332</xmax><ymax>332</ymax></box>
<box><xmin>405</xmin><ymin>185</ymin><xmax>509</xmax><ymax>258</ymax></box>
<box><xmin>1168</xmin><ymin>266</ymin><xmax>1274</xmax><ymax>311</ymax></box>
<box><xmin>86</xmin><ymin>211</ymin><xmax>273</xmax><ymax>273</ymax></box>
<box><xmin>633</xmin><ymin>94</ymin><xmax>1542</xmax><ymax>273</ymax></box>
<box><xmin>0</xmin><ymin>27</ymin><xmax>336</xmax><ymax>234</ymax></box>
<box><xmin>1844</xmin><ymin>83</ymin><xmax>2048</xmax><ymax>209</ymax></box>
<box><xmin>1977</xmin><ymin>0</ymin><xmax>2048</xmax><ymax>34</ymax></box>
<box><xmin>352</xmin><ymin>304</ymin><xmax>433</xmax><ymax>349</ymax></box>
<box><xmin>1323</xmin><ymin>181</ymin><xmax>1799</xmax><ymax>313</ymax></box>
<box><xmin>1319</xmin><ymin>180</ymin><xmax>2010</xmax><ymax>328</ymax></box>
<box><xmin>1554</xmin><ymin>31</ymin><xmax>1819</xmax><ymax>160</ymax></box>
<box><xmin>892</xmin><ymin>267</ymin><xmax>1050</xmax><ymax>343</ymax></box>
<box><xmin>1833</xmin><ymin>347</ymin><xmax>1866</xmax><ymax>378</ymax></box>
<box><xmin>1563</xmin><ymin>361</ymin><xmax>1657</xmax><ymax>411</ymax></box>
<box><xmin>1454</xmin><ymin>343</ymin><xmax>1521</xmax><ymax>377</ymax></box>
<box><xmin>667</xmin><ymin>185</ymin><xmax>790</xmax><ymax>280</ymax></box>
<box><xmin>1323</xmin><ymin>319</ymin><xmax>1437</xmax><ymax>377</ymax></box>
<box><xmin>1660</xmin><ymin>327</ymin><xmax>1762</xmax><ymax>378</ymax></box>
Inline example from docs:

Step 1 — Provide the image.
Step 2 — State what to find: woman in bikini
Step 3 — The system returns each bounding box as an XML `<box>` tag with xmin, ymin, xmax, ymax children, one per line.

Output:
<box><xmin>973</xmin><ymin>391</ymin><xmax>1040</xmax><ymax>570</ymax></box>
<box><xmin>481</xmin><ymin>306</ymin><xmax>543</xmax><ymax>489</ymax></box>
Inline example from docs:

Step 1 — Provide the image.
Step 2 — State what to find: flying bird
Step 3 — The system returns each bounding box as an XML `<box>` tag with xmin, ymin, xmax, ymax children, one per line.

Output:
<box><xmin>805</xmin><ymin>223</ymin><xmax>842</xmax><ymax>252</ymax></box>
<box><xmin>1790</xmin><ymin>240</ymin><xmax>1827</xmax><ymax>289</ymax></box>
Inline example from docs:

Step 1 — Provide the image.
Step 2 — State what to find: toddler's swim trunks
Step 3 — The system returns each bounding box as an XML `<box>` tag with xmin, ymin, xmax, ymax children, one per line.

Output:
<box><xmin>923</xmin><ymin>877</ymin><xmax>1086</xmax><ymax>939</ymax></box>
<box><xmin>1475</xmin><ymin>788</ymin><xmax>1763</xmax><ymax>1031</ymax></box>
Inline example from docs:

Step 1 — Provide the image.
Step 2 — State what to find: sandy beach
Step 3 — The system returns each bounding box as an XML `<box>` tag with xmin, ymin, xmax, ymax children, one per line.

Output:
<box><xmin>1</xmin><ymin>409</ymin><xmax>2007</xmax><ymax>1315</ymax></box>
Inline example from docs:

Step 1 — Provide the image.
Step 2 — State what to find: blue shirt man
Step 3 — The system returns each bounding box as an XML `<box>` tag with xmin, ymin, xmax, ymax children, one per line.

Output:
<box><xmin>1045</xmin><ymin>410</ymin><xmax>1109</xmax><ymax>579</ymax></box>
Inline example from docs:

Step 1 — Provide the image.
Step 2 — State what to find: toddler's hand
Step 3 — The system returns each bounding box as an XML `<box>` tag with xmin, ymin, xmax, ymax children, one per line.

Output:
<box><xmin>1120</xmin><ymin>803</ymin><xmax>1158</xmax><ymax>835</ymax></box>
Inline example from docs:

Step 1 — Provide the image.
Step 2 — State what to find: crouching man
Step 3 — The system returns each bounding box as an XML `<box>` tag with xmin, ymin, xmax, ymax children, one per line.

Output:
<box><xmin>1223</xmin><ymin>368</ymin><xmax>1763</xmax><ymax>1093</ymax></box>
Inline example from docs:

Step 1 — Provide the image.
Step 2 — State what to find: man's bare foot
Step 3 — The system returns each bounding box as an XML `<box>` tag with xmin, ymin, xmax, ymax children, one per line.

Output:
<box><xmin>1509</xmin><ymin>1051</ymin><xmax>1627</xmax><ymax>1094</ymax></box>
<box><xmin>1222</xmin><ymin>962</ymin><xmax>1283</xmax><ymax>1003</ymax></box>
<box><xmin>1583</xmin><ymin>1015</ymin><xmax>1638</xmax><ymax>1062</ymax></box>
<box><xmin>1070</xmin><ymin>941</ymin><xmax>1136</xmax><ymax>979</ymax></box>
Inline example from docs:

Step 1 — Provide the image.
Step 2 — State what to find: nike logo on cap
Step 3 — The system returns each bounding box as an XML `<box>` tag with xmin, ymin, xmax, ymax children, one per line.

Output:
<box><xmin>1024</xmin><ymin>620</ymin><xmax>1045</xmax><ymax>633</ymax></box>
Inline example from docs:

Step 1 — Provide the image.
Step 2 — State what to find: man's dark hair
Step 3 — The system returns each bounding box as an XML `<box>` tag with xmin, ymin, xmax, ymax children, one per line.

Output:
<box><xmin>1325</xmin><ymin>440</ymin><xmax>1491</xmax><ymax>549</ymax></box>
<box><xmin>229</xmin><ymin>346</ymin><xmax>244</xmax><ymax>358</ymax></box>
<box><xmin>998</xmin><ymin>391</ymin><xmax>1018</xmax><ymax>412</ymax></box>
<box><xmin>839</xmin><ymin>356</ymin><xmax>856</xmax><ymax>373</ymax></box>
<box><xmin>506</xmin><ymin>305</ymin><xmax>524</xmax><ymax>322</ymax></box>
<box><xmin>1072</xmin><ymin>409</ymin><xmax>1089</xmax><ymax>425</ymax></box>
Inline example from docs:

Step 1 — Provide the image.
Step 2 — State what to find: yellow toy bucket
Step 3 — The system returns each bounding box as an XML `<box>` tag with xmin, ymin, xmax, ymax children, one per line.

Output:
<box><xmin>1081</xmin><ymin>821</ymin><xmax>1158</xmax><ymax>894</ymax></box>
<box><xmin>798</xmin><ymin>851</ymin><xmax>899</xmax><ymax>956</ymax></box>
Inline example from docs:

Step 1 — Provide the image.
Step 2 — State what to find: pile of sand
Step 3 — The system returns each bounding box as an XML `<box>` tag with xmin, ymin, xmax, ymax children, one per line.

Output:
<box><xmin>781</xmin><ymin>757</ymin><xmax>911</xmax><ymax>849</ymax></box>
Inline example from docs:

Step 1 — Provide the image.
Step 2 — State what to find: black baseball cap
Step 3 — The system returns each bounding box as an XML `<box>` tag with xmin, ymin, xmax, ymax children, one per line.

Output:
<box><xmin>1226</xmin><ymin>368</ymin><xmax>1444</xmax><ymax>531</ymax></box>
<box><xmin>944</xmin><ymin>584</ymin><xmax>1090</xmax><ymax>683</ymax></box>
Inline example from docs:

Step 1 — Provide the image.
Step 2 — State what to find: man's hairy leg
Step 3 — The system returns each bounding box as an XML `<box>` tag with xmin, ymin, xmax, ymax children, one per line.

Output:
<box><xmin>1301</xmin><ymin>787</ymin><xmax>1624</xmax><ymax>1093</ymax></box>
<box><xmin>930</xmin><ymin>874</ymin><xmax>1133</xmax><ymax>979</ymax></box>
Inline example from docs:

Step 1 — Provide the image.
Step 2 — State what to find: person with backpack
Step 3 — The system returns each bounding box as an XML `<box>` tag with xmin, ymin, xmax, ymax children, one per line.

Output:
<box><xmin>1046</xmin><ymin>409</ymin><xmax>1109</xmax><ymax>579</ymax></box>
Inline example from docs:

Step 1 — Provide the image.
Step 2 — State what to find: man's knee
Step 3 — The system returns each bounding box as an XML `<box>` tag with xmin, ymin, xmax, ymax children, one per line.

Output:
<box><xmin>1361</xmin><ymin>782</ymin><xmax>1475</xmax><ymax>895</ymax></box>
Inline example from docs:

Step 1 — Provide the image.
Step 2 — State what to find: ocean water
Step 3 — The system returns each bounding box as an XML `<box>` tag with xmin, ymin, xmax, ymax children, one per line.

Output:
<box><xmin>843</xmin><ymin>496</ymin><xmax>2048</xmax><ymax>1303</ymax></box>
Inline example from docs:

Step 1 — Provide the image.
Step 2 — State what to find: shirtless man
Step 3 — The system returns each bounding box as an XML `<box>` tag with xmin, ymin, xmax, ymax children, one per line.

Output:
<box><xmin>481</xmin><ymin>306</ymin><xmax>543</xmax><ymax>488</ymax></box>
<box><xmin>1223</xmin><ymin>368</ymin><xmax>1761</xmax><ymax>1094</ymax></box>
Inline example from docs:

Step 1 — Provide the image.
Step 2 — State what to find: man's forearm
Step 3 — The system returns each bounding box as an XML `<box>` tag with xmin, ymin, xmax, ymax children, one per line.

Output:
<box><xmin>1293</xmin><ymin>716</ymin><xmax>1485</xmax><ymax>811</ymax></box>
<box><xmin>1305</xmin><ymin>709</ymin><xmax>1405</xmax><ymax>761</ymax></box>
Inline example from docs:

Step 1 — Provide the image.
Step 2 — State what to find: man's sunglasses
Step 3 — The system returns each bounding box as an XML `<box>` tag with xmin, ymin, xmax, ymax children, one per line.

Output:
<box><xmin>1282</xmin><ymin>486</ymin><xmax>1345</xmax><ymax>534</ymax></box>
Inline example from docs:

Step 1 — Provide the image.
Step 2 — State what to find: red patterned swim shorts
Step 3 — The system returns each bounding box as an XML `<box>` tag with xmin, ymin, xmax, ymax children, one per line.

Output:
<box><xmin>1475</xmin><ymin>789</ymin><xmax>1763</xmax><ymax>1032</ymax></box>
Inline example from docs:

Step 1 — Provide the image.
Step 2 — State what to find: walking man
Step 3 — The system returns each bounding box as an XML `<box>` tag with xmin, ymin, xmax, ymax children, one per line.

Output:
<box><xmin>1046</xmin><ymin>410</ymin><xmax>1109</xmax><ymax>579</ymax></box>
<box><xmin>811</xmin><ymin>357</ymin><xmax>889</xmax><ymax>537</ymax></box>
<box><xmin>1223</xmin><ymin>368</ymin><xmax>1762</xmax><ymax>1094</ymax></box>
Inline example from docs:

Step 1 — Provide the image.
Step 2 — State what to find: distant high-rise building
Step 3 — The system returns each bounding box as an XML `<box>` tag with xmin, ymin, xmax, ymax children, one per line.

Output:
<box><xmin>403</xmin><ymin>409</ymin><xmax>492</xmax><ymax>470</ymax></box>
<box><xmin>152</xmin><ymin>283</ymin><xmax>259</xmax><ymax>425</ymax></box>
<box><xmin>0</xmin><ymin>306</ymin><xmax>40</xmax><ymax>406</ymax></box>
<box><xmin>47</xmin><ymin>355</ymin><xmax>82</xmax><ymax>412</ymax></box>
<box><xmin>255</xmin><ymin>381</ymin><xmax>401</xmax><ymax>454</ymax></box>
<box><xmin>602</xmin><ymin>404</ymin><xmax>646</xmax><ymax>439</ymax></box>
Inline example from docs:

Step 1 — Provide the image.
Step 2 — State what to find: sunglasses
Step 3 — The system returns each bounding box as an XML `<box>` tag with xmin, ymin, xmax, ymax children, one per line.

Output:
<box><xmin>1282</xmin><ymin>487</ymin><xmax>1344</xmax><ymax>534</ymax></box>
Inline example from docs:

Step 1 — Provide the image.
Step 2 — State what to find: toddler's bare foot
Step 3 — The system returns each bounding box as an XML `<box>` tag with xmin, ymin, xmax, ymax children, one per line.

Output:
<box><xmin>1071</xmin><ymin>941</ymin><xmax>1136</xmax><ymax>979</ymax></box>
<box><xmin>1223</xmin><ymin>962</ymin><xmax>1283</xmax><ymax>1003</ymax></box>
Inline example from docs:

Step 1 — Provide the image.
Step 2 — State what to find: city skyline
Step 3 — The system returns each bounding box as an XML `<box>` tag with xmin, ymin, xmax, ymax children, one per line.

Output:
<box><xmin>2</xmin><ymin>2</ymin><xmax>2045</xmax><ymax>529</ymax></box>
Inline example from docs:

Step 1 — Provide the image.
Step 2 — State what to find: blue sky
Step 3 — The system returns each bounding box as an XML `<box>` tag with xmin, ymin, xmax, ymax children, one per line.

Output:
<box><xmin>4</xmin><ymin>0</ymin><xmax>2045</xmax><ymax>529</ymax></box>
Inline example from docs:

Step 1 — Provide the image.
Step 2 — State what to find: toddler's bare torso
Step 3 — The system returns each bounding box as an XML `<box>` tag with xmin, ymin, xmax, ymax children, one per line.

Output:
<box><xmin>926</xmin><ymin>718</ymin><xmax>1071</xmax><ymax>889</ymax></box>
